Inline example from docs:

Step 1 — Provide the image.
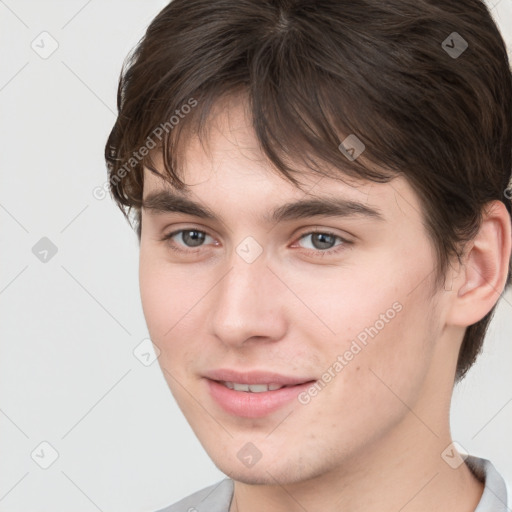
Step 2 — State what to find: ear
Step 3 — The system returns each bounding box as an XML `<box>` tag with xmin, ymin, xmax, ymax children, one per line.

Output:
<box><xmin>446</xmin><ymin>200</ymin><xmax>512</xmax><ymax>327</ymax></box>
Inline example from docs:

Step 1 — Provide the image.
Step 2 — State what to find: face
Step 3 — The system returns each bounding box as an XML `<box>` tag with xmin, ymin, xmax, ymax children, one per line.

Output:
<box><xmin>139</xmin><ymin>95</ymin><xmax>453</xmax><ymax>486</ymax></box>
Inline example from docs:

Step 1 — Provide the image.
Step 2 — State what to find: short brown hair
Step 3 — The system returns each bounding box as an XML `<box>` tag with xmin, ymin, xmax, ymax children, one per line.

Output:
<box><xmin>105</xmin><ymin>0</ymin><xmax>512</xmax><ymax>383</ymax></box>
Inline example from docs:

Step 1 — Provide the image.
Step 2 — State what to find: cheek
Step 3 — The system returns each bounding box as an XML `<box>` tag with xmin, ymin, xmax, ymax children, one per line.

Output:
<box><xmin>139</xmin><ymin>257</ymin><xmax>170</xmax><ymax>340</ymax></box>
<box><xmin>139</xmin><ymin>250</ymin><xmax>194</xmax><ymax>336</ymax></box>
<box><xmin>296</xmin><ymin>252</ymin><xmax>438</xmax><ymax>407</ymax></box>
<box><xmin>318</xmin><ymin>282</ymin><xmax>438</xmax><ymax>431</ymax></box>
<box><xmin>294</xmin><ymin>294</ymin><xmax>438</xmax><ymax>460</ymax></box>
<box><xmin>279</xmin><ymin>260</ymin><xmax>405</xmax><ymax>354</ymax></box>
<box><xmin>139</xmin><ymin>253</ymin><xmax>212</xmax><ymax>383</ymax></box>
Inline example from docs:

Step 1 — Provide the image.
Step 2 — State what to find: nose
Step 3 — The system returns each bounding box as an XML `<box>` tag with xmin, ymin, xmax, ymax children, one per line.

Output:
<box><xmin>208</xmin><ymin>246</ymin><xmax>288</xmax><ymax>348</ymax></box>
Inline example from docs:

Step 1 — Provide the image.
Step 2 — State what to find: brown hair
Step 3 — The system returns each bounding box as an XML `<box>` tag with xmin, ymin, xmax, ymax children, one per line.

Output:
<box><xmin>105</xmin><ymin>0</ymin><xmax>512</xmax><ymax>383</ymax></box>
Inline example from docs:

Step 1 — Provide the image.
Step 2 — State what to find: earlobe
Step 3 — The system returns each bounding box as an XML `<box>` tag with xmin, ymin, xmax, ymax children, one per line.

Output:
<box><xmin>448</xmin><ymin>200</ymin><xmax>511</xmax><ymax>326</ymax></box>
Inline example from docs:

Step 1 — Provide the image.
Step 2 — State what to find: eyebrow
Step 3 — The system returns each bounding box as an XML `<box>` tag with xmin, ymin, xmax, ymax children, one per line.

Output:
<box><xmin>141</xmin><ymin>189</ymin><xmax>385</xmax><ymax>224</ymax></box>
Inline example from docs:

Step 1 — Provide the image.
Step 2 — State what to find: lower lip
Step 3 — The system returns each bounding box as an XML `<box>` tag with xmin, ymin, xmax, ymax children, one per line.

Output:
<box><xmin>206</xmin><ymin>379</ymin><xmax>316</xmax><ymax>418</ymax></box>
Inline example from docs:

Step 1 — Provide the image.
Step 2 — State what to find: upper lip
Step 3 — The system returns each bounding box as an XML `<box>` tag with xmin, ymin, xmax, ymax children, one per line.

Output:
<box><xmin>204</xmin><ymin>369</ymin><xmax>315</xmax><ymax>386</ymax></box>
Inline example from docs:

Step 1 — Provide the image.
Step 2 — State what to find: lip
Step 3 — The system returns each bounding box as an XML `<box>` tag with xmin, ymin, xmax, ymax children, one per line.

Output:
<box><xmin>203</xmin><ymin>369</ymin><xmax>316</xmax><ymax>418</ymax></box>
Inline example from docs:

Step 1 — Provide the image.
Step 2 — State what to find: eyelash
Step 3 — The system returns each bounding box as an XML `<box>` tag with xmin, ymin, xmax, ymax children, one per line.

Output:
<box><xmin>158</xmin><ymin>228</ymin><xmax>351</xmax><ymax>258</ymax></box>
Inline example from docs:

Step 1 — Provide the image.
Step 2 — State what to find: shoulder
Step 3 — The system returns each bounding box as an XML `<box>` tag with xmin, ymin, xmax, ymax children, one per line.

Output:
<box><xmin>153</xmin><ymin>478</ymin><xmax>234</xmax><ymax>512</ymax></box>
<box><xmin>465</xmin><ymin>455</ymin><xmax>509</xmax><ymax>511</ymax></box>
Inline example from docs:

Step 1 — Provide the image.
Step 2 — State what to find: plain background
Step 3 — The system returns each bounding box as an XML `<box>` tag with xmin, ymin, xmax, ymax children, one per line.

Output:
<box><xmin>0</xmin><ymin>1</ymin><xmax>511</xmax><ymax>511</ymax></box>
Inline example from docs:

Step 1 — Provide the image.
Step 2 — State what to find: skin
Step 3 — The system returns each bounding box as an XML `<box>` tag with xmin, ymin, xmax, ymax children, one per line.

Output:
<box><xmin>138</xmin><ymin>93</ymin><xmax>511</xmax><ymax>512</ymax></box>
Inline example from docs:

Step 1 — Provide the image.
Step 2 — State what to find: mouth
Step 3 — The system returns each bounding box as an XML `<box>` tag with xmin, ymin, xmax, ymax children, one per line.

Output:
<box><xmin>203</xmin><ymin>369</ymin><xmax>316</xmax><ymax>418</ymax></box>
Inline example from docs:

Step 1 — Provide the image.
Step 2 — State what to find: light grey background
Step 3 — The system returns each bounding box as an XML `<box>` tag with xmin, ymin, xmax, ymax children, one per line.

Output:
<box><xmin>0</xmin><ymin>1</ymin><xmax>511</xmax><ymax>511</ymax></box>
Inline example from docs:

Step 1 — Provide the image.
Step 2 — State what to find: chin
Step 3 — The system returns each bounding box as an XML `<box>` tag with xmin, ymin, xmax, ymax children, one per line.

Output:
<box><xmin>210</xmin><ymin>456</ymin><xmax>277</xmax><ymax>485</ymax></box>
<box><xmin>213</xmin><ymin>455</ymin><xmax>322</xmax><ymax>487</ymax></box>
<box><xmin>226</xmin><ymin>471</ymin><xmax>277</xmax><ymax>486</ymax></box>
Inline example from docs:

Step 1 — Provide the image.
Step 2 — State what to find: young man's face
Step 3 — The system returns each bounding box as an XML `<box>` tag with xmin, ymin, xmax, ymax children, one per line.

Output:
<box><xmin>139</xmin><ymin>95</ymin><xmax>461</xmax><ymax>485</ymax></box>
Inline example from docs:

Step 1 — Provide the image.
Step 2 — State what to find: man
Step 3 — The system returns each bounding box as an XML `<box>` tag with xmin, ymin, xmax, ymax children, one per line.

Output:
<box><xmin>104</xmin><ymin>0</ymin><xmax>512</xmax><ymax>510</ymax></box>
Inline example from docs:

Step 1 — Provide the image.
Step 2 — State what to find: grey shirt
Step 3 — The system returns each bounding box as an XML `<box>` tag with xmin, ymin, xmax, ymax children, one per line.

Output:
<box><xmin>155</xmin><ymin>455</ymin><xmax>509</xmax><ymax>512</ymax></box>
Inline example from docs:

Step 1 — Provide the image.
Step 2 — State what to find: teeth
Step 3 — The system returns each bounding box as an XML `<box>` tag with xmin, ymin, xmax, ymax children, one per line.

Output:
<box><xmin>223</xmin><ymin>382</ymin><xmax>286</xmax><ymax>392</ymax></box>
<box><xmin>247</xmin><ymin>384</ymin><xmax>267</xmax><ymax>392</ymax></box>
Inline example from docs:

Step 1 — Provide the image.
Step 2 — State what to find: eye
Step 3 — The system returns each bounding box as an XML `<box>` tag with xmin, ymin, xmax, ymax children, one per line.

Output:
<box><xmin>159</xmin><ymin>228</ymin><xmax>215</xmax><ymax>253</ymax></box>
<box><xmin>294</xmin><ymin>230</ymin><xmax>350</xmax><ymax>257</ymax></box>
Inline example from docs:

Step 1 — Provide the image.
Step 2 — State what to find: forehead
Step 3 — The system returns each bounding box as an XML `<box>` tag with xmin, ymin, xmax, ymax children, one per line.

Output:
<box><xmin>142</xmin><ymin>96</ymin><xmax>424</xmax><ymax>227</ymax></box>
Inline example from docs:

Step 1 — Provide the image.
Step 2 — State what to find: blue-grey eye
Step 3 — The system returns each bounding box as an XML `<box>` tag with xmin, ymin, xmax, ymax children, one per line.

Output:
<box><xmin>299</xmin><ymin>232</ymin><xmax>341</xmax><ymax>251</ymax></box>
<box><xmin>176</xmin><ymin>230</ymin><xmax>208</xmax><ymax>247</ymax></box>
